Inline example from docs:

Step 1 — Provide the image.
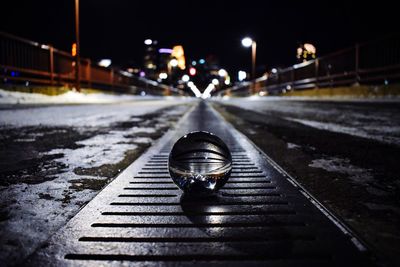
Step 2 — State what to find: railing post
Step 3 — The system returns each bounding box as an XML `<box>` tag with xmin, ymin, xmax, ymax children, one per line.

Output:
<box><xmin>49</xmin><ymin>46</ymin><xmax>54</xmax><ymax>86</ymax></box>
<box><xmin>291</xmin><ymin>68</ymin><xmax>295</xmax><ymax>90</ymax></box>
<box><xmin>110</xmin><ymin>68</ymin><xmax>114</xmax><ymax>90</ymax></box>
<box><xmin>74</xmin><ymin>0</ymin><xmax>81</xmax><ymax>92</ymax></box>
<box><xmin>86</xmin><ymin>59</ymin><xmax>91</xmax><ymax>89</ymax></box>
<box><xmin>355</xmin><ymin>43</ymin><xmax>360</xmax><ymax>84</ymax></box>
<box><xmin>315</xmin><ymin>59</ymin><xmax>319</xmax><ymax>88</ymax></box>
<box><xmin>277</xmin><ymin>71</ymin><xmax>280</xmax><ymax>89</ymax></box>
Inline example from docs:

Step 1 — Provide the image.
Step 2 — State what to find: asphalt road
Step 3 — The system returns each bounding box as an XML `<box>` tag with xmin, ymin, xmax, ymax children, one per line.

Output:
<box><xmin>214</xmin><ymin>97</ymin><xmax>400</xmax><ymax>267</ymax></box>
<box><xmin>0</xmin><ymin>99</ymin><xmax>194</xmax><ymax>265</ymax></box>
<box><xmin>1</xmin><ymin>97</ymin><xmax>399</xmax><ymax>266</ymax></box>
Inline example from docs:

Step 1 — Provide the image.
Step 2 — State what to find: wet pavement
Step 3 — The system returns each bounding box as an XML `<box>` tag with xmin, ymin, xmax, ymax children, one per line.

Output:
<box><xmin>0</xmin><ymin>99</ymin><xmax>193</xmax><ymax>265</ymax></box>
<box><xmin>0</xmin><ymin>97</ymin><xmax>399</xmax><ymax>266</ymax></box>
<box><xmin>26</xmin><ymin>101</ymin><xmax>373</xmax><ymax>267</ymax></box>
<box><xmin>213</xmin><ymin>98</ymin><xmax>400</xmax><ymax>267</ymax></box>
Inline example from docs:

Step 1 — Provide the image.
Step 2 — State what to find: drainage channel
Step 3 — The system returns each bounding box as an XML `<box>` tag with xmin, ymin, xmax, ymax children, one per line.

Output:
<box><xmin>28</xmin><ymin>101</ymin><xmax>373</xmax><ymax>266</ymax></box>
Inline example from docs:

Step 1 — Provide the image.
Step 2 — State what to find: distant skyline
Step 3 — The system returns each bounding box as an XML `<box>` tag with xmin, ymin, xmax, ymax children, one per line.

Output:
<box><xmin>1</xmin><ymin>0</ymin><xmax>399</xmax><ymax>78</ymax></box>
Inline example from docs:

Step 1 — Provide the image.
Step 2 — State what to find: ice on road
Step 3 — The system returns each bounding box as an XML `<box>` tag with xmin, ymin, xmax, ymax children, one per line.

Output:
<box><xmin>0</xmin><ymin>98</ymin><xmax>192</xmax><ymax>127</ymax></box>
<box><xmin>0</xmin><ymin>98</ymin><xmax>194</xmax><ymax>265</ymax></box>
<box><xmin>218</xmin><ymin>97</ymin><xmax>400</xmax><ymax>146</ymax></box>
<box><xmin>0</xmin><ymin>88</ymin><xmax>167</xmax><ymax>105</ymax></box>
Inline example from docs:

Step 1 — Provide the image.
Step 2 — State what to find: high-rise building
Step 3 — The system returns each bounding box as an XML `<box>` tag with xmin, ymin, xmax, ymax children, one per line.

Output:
<box><xmin>143</xmin><ymin>39</ymin><xmax>158</xmax><ymax>79</ymax></box>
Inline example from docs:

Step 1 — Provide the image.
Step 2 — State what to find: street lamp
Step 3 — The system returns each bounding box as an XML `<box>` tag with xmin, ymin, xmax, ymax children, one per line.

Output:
<box><xmin>218</xmin><ymin>69</ymin><xmax>227</xmax><ymax>77</ymax></box>
<box><xmin>241</xmin><ymin>37</ymin><xmax>256</xmax><ymax>81</ymax></box>
<box><xmin>74</xmin><ymin>0</ymin><xmax>80</xmax><ymax>91</ymax></box>
<box><xmin>182</xmin><ymin>74</ymin><xmax>190</xmax><ymax>82</ymax></box>
<box><xmin>169</xmin><ymin>58</ymin><xmax>178</xmax><ymax>67</ymax></box>
<box><xmin>159</xmin><ymin>72</ymin><xmax>168</xmax><ymax>80</ymax></box>
<box><xmin>212</xmin><ymin>78</ymin><xmax>219</xmax><ymax>86</ymax></box>
<box><xmin>238</xmin><ymin>70</ymin><xmax>247</xmax><ymax>81</ymax></box>
<box><xmin>144</xmin><ymin>39</ymin><xmax>153</xmax><ymax>45</ymax></box>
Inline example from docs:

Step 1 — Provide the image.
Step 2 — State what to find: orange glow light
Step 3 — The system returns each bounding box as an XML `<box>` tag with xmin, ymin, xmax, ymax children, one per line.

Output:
<box><xmin>171</xmin><ymin>45</ymin><xmax>186</xmax><ymax>70</ymax></box>
<box><xmin>71</xmin><ymin>43</ymin><xmax>77</xmax><ymax>57</ymax></box>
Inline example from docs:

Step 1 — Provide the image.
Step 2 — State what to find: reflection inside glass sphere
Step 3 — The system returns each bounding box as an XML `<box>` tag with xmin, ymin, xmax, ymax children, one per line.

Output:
<box><xmin>168</xmin><ymin>131</ymin><xmax>232</xmax><ymax>194</ymax></box>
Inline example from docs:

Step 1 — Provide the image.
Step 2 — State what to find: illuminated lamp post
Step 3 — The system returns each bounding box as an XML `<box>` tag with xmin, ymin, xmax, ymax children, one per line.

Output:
<box><xmin>241</xmin><ymin>37</ymin><xmax>257</xmax><ymax>94</ymax></box>
<box><xmin>74</xmin><ymin>0</ymin><xmax>80</xmax><ymax>91</ymax></box>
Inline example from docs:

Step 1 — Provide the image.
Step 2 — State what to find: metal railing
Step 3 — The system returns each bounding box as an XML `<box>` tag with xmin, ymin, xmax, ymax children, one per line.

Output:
<box><xmin>0</xmin><ymin>31</ymin><xmax>180</xmax><ymax>95</ymax></box>
<box><xmin>221</xmin><ymin>34</ymin><xmax>400</xmax><ymax>96</ymax></box>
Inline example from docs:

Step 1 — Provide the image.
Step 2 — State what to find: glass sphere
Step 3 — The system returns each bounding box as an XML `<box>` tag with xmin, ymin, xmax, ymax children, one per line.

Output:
<box><xmin>168</xmin><ymin>131</ymin><xmax>232</xmax><ymax>194</ymax></box>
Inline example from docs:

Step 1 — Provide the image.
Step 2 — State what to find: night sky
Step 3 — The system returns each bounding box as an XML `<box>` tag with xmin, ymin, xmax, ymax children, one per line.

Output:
<box><xmin>1</xmin><ymin>0</ymin><xmax>399</xmax><ymax>77</ymax></box>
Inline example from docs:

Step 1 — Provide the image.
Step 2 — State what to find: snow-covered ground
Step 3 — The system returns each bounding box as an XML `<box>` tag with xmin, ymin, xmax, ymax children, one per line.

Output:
<box><xmin>0</xmin><ymin>99</ymin><xmax>191</xmax><ymax>127</ymax></box>
<box><xmin>214</xmin><ymin>97</ymin><xmax>400</xmax><ymax>266</ymax></box>
<box><xmin>286</xmin><ymin>117</ymin><xmax>400</xmax><ymax>146</ymax></box>
<box><xmin>217</xmin><ymin>97</ymin><xmax>400</xmax><ymax>147</ymax></box>
<box><xmin>0</xmin><ymin>88</ymin><xmax>169</xmax><ymax>104</ymax></box>
<box><xmin>219</xmin><ymin>94</ymin><xmax>400</xmax><ymax>103</ymax></box>
<box><xmin>308</xmin><ymin>156</ymin><xmax>374</xmax><ymax>184</ymax></box>
<box><xmin>0</xmin><ymin>99</ymin><xmax>194</xmax><ymax>265</ymax></box>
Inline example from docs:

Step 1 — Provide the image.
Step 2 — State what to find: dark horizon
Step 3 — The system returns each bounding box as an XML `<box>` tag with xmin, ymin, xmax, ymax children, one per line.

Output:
<box><xmin>1</xmin><ymin>0</ymin><xmax>399</xmax><ymax>77</ymax></box>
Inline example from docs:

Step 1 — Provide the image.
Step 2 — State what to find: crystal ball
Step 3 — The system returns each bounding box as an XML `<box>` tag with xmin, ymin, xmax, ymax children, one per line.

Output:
<box><xmin>168</xmin><ymin>131</ymin><xmax>232</xmax><ymax>194</ymax></box>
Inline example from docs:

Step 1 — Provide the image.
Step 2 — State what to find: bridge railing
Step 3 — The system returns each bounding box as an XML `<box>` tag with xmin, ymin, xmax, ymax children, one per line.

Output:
<box><xmin>0</xmin><ymin>31</ymin><xmax>179</xmax><ymax>95</ymax></box>
<box><xmin>221</xmin><ymin>34</ymin><xmax>400</xmax><ymax>96</ymax></box>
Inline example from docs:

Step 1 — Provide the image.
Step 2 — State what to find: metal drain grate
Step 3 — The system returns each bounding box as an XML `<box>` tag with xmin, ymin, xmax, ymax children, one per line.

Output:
<box><xmin>28</xmin><ymin>102</ymin><xmax>373</xmax><ymax>266</ymax></box>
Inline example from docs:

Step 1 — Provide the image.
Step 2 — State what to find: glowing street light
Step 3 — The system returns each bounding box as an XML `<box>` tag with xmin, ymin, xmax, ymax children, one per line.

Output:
<box><xmin>98</xmin><ymin>59</ymin><xmax>112</xmax><ymax>68</ymax></box>
<box><xmin>202</xmin><ymin>83</ymin><xmax>215</xmax><ymax>99</ymax></box>
<box><xmin>238</xmin><ymin>70</ymin><xmax>247</xmax><ymax>81</ymax></box>
<box><xmin>74</xmin><ymin>0</ymin><xmax>80</xmax><ymax>91</ymax></box>
<box><xmin>182</xmin><ymin>74</ymin><xmax>190</xmax><ymax>82</ymax></box>
<box><xmin>297</xmin><ymin>43</ymin><xmax>317</xmax><ymax>62</ymax></box>
<box><xmin>187</xmin><ymin>83</ymin><xmax>202</xmax><ymax>98</ymax></box>
<box><xmin>218</xmin><ymin>69</ymin><xmax>227</xmax><ymax>77</ymax></box>
<box><xmin>241</xmin><ymin>37</ymin><xmax>257</xmax><ymax>81</ymax></box>
<box><xmin>159</xmin><ymin>72</ymin><xmax>168</xmax><ymax>79</ymax></box>
<box><xmin>212</xmin><ymin>78</ymin><xmax>219</xmax><ymax>85</ymax></box>
<box><xmin>241</xmin><ymin>37</ymin><xmax>253</xmax><ymax>48</ymax></box>
<box><xmin>189</xmin><ymin>67</ymin><xmax>196</xmax><ymax>76</ymax></box>
<box><xmin>144</xmin><ymin>39</ymin><xmax>152</xmax><ymax>45</ymax></box>
<box><xmin>171</xmin><ymin>45</ymin><xmax>186</xmax><ymax>70</ymax></box>
<box><xmin>224</xmin><ymin>75</ymin><xmax>231</xmax><ymax>85</ymax></box>
<box><xmin>71</xmin><ymin>43</ymin><xmax>77</xmax><ymax>57</ymax></box>
<box><xmin>169</xmin><ymin>58</ymin><xmax>178</xmax><ymax>67</ymax></box>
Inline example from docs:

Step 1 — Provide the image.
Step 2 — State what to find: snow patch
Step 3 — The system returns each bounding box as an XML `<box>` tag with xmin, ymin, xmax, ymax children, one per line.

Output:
<box><xmin>246</xmin><ymin>128</ymin><xmax>257</xmax><ymax>135</ymax></box>
<box><xmin>0</xmin><ymin>99</ymin><xmax>193</xmax><ymax>128</ymax></box>
<box><xmin>0</xmin><ymin>173</ymin><xmax>100</xmax><ymax>263</ymax></box>
<box><xmin>46</xmin><ymin>127</ymin><xmax>157</xmax><ymax>170</ymax></box>
<box><xmin>309</xmin><ymin>157</ymin><xmax>373</xmax><ymax>184</ymax></box>
<box><xmin>286</xmin><ymin>117</ymin><xmax>400</xmax><ymax>146</ymax></box>
<box><xmin>220</xmin><ymin>95</ymin><xmax>400</xmax><ymax>103</ymax></box>
<box><xmin>287</xmin><ymin>142</ymin><xmax>301</xmax><ymax>149</ymax></box>
<box><xmin>0</xmin><ymin>88</ymin><xmax>163</xmax><ymax>104</ymax></box>
<box><xmin>217</xmin><ymin>97</ymin><xmax>400</xmax><ymax>147</ymax></box>
<box><xmin>0</xmin><ymin>102</ymin><xmax>192</xmax><ymax>264</ymax></box>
